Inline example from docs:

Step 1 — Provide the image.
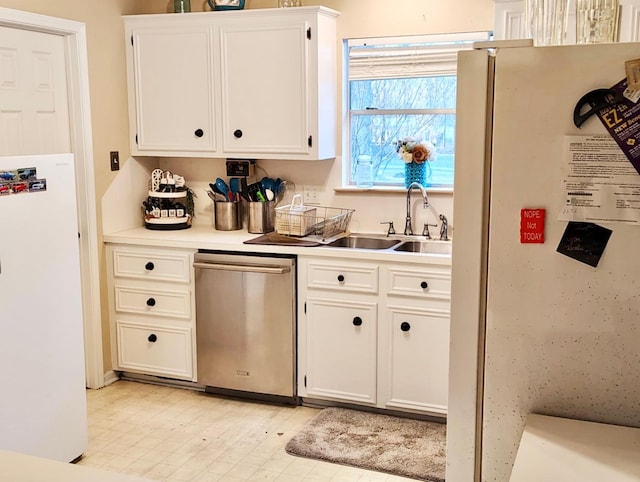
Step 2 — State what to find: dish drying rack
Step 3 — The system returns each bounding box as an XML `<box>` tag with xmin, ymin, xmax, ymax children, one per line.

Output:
<box><xmin>275</xmin><ymin>195</ymin><xmax>354</xmax><ymax>243</ymax></box>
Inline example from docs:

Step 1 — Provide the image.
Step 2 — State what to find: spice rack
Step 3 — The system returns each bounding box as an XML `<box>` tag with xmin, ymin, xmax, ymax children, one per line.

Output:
<box><xmin>143</xmin><ymin>170</ymin><xmax>192</xmax><ymax>230</ymax></box>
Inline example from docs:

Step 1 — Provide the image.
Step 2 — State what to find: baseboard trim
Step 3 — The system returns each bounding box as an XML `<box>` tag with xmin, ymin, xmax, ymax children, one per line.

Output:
<box><xmin>119</xmin><ymin>371</ymin><xmax>204</xmax><ymax>391</ymax></box>
<box><xmin>301</xmin><ymin>397</ymin><xmax>447</xmax><ymax>423</ymax></box>
<box><xmin>102</xmin><ymin>370</ymin><xmax>120</xmax><ymax>387</ymax></box>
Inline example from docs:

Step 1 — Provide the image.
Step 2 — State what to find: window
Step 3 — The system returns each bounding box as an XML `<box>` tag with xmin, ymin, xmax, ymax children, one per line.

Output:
<box><xmin>344</xmin><ymin>32</ymin><xmax>491</xmax><ymax>189</ymax></box>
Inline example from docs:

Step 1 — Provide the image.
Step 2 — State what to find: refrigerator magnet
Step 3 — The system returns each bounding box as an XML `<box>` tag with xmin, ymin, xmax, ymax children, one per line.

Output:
<box><xmin>29</xmin><ymin>179</ymin><xmax>46</xmax><ymax>192</ymax></box>
<box><xmin>520</xmin><ymin>208</ymin><xmax>545</xmax><ymax>243</ymax></box>
<box><xmin>556</xmin><ymin>222</ymin><xmax>612</xmax><ymax>267</ymax></box>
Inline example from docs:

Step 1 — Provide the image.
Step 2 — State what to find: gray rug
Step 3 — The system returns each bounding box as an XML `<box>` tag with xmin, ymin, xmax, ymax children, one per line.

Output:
<box><xmin>285</xmin><ymin>407</ymin><xmax>446</xmax><ymax>481</ymax></box>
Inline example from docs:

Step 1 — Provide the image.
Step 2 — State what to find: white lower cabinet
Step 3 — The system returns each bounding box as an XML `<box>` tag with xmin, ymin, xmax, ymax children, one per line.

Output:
<box><xmin>116</xmin><ymin>321</ymin><xmax>193</xmax><ymax>379</ymax></box>
<box><xmin>107</xmin><ymin>244</ymin><xmax>197</xmax><ymax>381</ymax></box>
<box><xmin>381</xmin><ymin>306</ymin><xmax>450</xmax><ymax>415</ymax></box>
<box><xmin>305</xmin><ymin>297</ymin><xmax>378</xmax><ymax>405</ymax></box>
<box><xmin>298</xmin><ymin>255</ymin><xmax>451</xmax><ymax>416</ymax></box>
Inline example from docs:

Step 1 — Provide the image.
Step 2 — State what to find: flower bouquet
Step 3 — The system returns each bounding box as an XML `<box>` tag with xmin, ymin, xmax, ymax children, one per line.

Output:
<box><xmin>395</xmin><ymin>137</ymin><xmax>435</xmax><ymax>188</ymax></box>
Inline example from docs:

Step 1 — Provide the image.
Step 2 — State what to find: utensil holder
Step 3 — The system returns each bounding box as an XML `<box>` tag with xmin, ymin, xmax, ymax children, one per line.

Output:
<box><xmin>214</xmin><ymin>201</ymin><xmax>242</xmax><ymax>231</ymax></box>
<box><xmin>247</xmin><ymin>201</ymin><xmax>276</xmax><ymax>234</ymax></box>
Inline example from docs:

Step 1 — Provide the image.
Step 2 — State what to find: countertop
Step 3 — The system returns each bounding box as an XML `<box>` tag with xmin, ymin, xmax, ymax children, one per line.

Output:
<box><xmin>103</xmin><ymin>225</ymin><xmax>452</xmax><ymax>266</ymax></box>
<box><xmin>0</xmin><ymin>451</ymin><xmax>152</xmax><ymax>482</ymax></box>
<box><xmin>509</xmin><ymin>414</ymin><xmax>640</xmax><ymax>482</ymax></box>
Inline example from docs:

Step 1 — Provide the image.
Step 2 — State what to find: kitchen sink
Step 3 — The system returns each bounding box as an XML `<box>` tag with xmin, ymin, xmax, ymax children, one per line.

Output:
<box><xmin>326</xmin><ymin>235</ymin><xmax>402</xmax><ymax>250</ymax></box>
<box><xmin>393</xmin><ymin>240</ymin><xmax>452</xmax><ymax>255</ymax></box>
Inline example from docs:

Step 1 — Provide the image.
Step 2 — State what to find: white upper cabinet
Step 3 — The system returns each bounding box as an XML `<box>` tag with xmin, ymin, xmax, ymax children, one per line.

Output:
<box><xmin>127</xmin><ymin>22</ymin><xmax>216</xmax><ymax>154</ymax></box>
<box><xmin>494</xmin><ymin>0</ymin><xmax>640</xmax><ymax>42</ymax></box>
<box><xmin>124</xmin><ymin>7</ymin><xmax>338</xmax><ymax>160</ymax></box>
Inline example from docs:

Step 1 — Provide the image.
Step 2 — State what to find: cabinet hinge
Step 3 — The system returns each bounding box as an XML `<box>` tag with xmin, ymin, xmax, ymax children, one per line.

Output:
<box><xmin>304</xmin><ymin>375</ymin><xmax>307</xmax><ymax>387</ymax></box>
<box><xmin>307</xmin><ymin>28</ymin><xmax>311</xmax><ymax>40</ymax></box>
<box><xmin>308</xmin><ymin>135</ymin><xmax>312</xmax><ymax>147</ymax></box>
<box><xmin>135</xmin><ymin>134</ymin><xmax>138</xmax><ymax>145</ymax></box>
<box><xmin>131</xmin><ymin>35</ymin><xmax>133</xmax><ymax>46</ymax></box>
<box><xmin>304</xmin><ymin>302</ymin><xmax>307</xmax><ymax>314</ymax></box>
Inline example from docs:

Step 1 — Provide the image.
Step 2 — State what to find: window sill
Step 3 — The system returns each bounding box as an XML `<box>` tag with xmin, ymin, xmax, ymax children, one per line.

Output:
<box><xmin>335</xmin><ymin>186</ymin><xmax>453</xmax><ymax>194</ymax></box>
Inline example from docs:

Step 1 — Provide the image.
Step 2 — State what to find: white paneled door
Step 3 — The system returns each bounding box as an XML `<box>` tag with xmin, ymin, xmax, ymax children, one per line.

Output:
<box><xmin>0</xmin><ymin>26</ymin><xmax>71</xmax><ymax>155</ymax></box>
<box><xmin>0</xmin><ymin>8</ymin><xmax>103</xmax><ymax>392</ymax></box>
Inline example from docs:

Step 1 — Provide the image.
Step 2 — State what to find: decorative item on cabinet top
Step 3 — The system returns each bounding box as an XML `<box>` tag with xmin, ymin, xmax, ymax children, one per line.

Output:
<box><xmin>143</xmin><ymin>169</ymin><xmax>195</xmax><ymax>231</ymax></box>
<box><xmin>207</xmin><ymin>0</ymin><xmax>245</xmax><ymax>10</ymax></box>
<box><xmin>173</xmin><ymin>0</ymin><xmax>190</xmax><ymax>13</ymax></box>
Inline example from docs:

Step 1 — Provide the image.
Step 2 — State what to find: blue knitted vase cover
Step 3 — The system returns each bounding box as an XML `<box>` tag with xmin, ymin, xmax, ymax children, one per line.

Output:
<box><xmin>404</xmin><ymin>162</ymin><xmax>430</xmax><ymax>188</ymax></box>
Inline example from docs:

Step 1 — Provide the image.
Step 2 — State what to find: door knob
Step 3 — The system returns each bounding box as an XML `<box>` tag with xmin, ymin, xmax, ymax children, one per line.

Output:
<box><xmin>148</xmin><ymin>334</ymin><xmax>157</xmax><ymax>343</ymax></box>
<box><xmin>233</xmin><ymin>129</ymin><xmax>243</xmax><ymax>138</ymax></box>
<box><xmin>420</xmin><ymin>281</ymin><xmax>428</xmax><ymax>289</ymax></box>
<box><xmin>337</xmin><ymin>274</ymin><xmax>345</xmax><ymax>282</ymax></box>
<box><xmin>146</xmin><ymin>297</ymin><xmax>156</xmax><ymax>307</ymax></box>
<box><xmin>145</xmin><ymin>262</ymin><xmax>154</xmax><ymax>271</ymax></box>
<box><xmin>194</xmin><ymin>129</ymin><xmax>204</xmax><ymax>138</ymax></box>
<box><xmin>353</xmin><ymin>316</ymin><xmax>363</xmax><ymax>326</ymax></box>
<box><xmin>401</xmin><ymin>322</ymin><xmax>411</xmax><ymax>332</ymax></box>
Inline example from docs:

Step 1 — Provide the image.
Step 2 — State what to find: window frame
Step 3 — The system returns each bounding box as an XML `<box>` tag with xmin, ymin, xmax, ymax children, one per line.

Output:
<box><xmin>342</xmin><ymin>31</ymin><xmax>492</xmax><ymax>191</ymax></box>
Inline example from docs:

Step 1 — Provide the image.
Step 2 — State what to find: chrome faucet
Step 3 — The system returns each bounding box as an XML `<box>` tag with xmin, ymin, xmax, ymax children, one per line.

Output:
<box><xmin>404</xmin><ymin>182</ymin><xmax>429</xmax><ymax>235</ymax></box>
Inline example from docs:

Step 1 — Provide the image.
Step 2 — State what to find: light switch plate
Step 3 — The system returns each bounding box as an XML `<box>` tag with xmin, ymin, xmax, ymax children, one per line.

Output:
<box><xmin>110</xmin><ymin>151</ymin><xmax>120</xmax><ymax>171</ymax></box>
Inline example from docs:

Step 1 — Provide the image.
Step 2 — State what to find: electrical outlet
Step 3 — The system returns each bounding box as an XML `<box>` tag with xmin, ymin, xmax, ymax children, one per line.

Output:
<box><xmin>303</xmin><ymin>185</ymin><xmax>321</xmax><ymax>204</ymax></box>
<box><xmin>110</xmin><ymin>151</ymin><xmax>120</xmax><ymax>171</ymax></box>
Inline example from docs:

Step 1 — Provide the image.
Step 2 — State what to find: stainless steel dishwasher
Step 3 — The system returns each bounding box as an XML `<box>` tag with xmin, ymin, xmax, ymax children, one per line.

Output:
<box><xmin>194</xmin><ymin>251</ymin><xmax>296</xmax><ymax>403</ymax></box>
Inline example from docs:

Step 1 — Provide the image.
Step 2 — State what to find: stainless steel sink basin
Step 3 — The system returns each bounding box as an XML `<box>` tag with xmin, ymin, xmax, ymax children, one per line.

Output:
<box><xmin>394</xmin><ymin>240</ymin><xmax>452</xmax><ymax>255</ymax></box>
<box><xmin>326</xmin><ymin>235</ymin><xmax>402</xmax><ymax>250</ymax></box>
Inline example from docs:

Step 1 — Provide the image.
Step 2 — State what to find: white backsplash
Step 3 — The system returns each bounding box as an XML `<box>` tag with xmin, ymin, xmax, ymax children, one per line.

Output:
<box><xmin>127</xmin><ymin>155</ymin><xmax>457</xmax><ymax>237</ymax></box>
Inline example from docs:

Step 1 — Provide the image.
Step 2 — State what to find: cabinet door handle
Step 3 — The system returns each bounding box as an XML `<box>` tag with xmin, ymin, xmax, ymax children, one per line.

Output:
<box><xmin>233</xmin><ymin>129</ymin><xmax>243</xmax><ymax>138</ymax></box>
<box><xmin>337</xmin><ymin>274</ymin><xmax>345</xmax><ymax>282</ymax></box>
<box><xmin>401</xmin><ymin>322</ymin><xmax>411</xmax><ymax>332</ymax></box>
<box><xmin>148</xmin><ymin>334</ymin><xmax>157</xmax><ymax>343</ymax></box>
<box><xmin>420</xmin><ymin>281</ymin><xmax>428</xmax><ymax>289</ymax></box>
<box><xmin>145</xmin><ymin>262</ymin><xmax>155</xmax><ymax>271</ymax></box>
<box><xmin>353</xmin><ymin>316</ymin><xmax>363</xmax><ymax>326</ymax></box>
<box><xmin>194</xmin><ymin>128</ymin><xmax>204</xmax><ymax>138</ymax></box>
<box><xmin>146</xmin><ymin>297</ymin><xmax>156</xmax><ymax>307</ymax></box>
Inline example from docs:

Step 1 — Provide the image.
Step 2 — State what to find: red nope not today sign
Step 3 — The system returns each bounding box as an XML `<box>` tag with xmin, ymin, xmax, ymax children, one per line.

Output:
<box><xmin>520</xmin><ymin>208</ymin><xmax>545</xmax><ymax>243</ymax></box>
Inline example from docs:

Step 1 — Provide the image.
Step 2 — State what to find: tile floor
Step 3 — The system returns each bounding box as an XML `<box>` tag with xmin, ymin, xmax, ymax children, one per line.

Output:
<box><xmin>78</xmin><ymin>380</ymin><xmax>415</xmax><ymax>481</ymax></box>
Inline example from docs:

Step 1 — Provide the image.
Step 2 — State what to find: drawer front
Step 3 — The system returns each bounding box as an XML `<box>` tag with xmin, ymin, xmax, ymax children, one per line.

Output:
<box><xmin>116</xmin><ymin>321</ymin><xmax>193</xmax><ymax>380</ymax></box>
<box><xmin>114</xmin><ymin>285</ymin><xmax>191</xmax><ymax>319</ymax></box>
<box><xmin>112</xmin><ymin>248</ymin><xmax>192</xmax><ymax>283</ymax></box>
<box><xmin>306</xmin><ymin>261</ymin><xmax>378</xmax><ymax>294</ymax></box>
<box><xmin>386</xmin><ymin>265</ymin><xmax>451</xmax><ymax>301</ymax></box>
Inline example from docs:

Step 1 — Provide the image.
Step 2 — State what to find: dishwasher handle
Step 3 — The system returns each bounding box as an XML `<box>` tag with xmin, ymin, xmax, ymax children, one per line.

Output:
<box><xmin>193</xmin><ymin>262</ymin><xmax>290</xmax><ymax>275</ymax></box>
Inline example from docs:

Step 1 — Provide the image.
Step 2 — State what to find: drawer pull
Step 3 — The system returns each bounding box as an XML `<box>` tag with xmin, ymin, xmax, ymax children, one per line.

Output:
<box><xmin>194</xmin><ymin>128</ymin><xmax>204</xmax><ymax>138</ymax></box>
<box><xmin>337</xmin><ymin>274</ymin><xmax>345</xmax><ymax>283</ymax></box>
<box><xmin>353</xmin><ymin>316</ymin><xmax>363</xmax><ymax>326</ymax></box>
<box><xmin>420</xmin><ymin>281</ymin><xmax>428</xmax><ymax>289</ymax></box>
<box><xmin>148</xmin><ymin>334</ymin><xmax>157</xmax><ymax>343</ymax></box>
<box><xmin>401</xmin><ymin>322</ymin><xmax>411</xmax><ymax>332</ymax></box>
<box><xmin>145</xmin><ymin>262</ymin><xmax>155</xmax><ymax>271</ymax></box>
<box><xmin>146</xmin><ymin>297</ymin><xmax>156</xmax><ymax>307</ymax></box>
<box><xmin>233</xmin><ymin>129</ymin><xmax>243</xmax><ymax>138</ymax></box>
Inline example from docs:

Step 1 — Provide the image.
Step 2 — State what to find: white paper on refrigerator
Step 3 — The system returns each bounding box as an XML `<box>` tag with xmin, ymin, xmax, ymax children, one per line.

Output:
<box><xmin>559</xmin><ymin>134</ymin><xmax>640</xmax><ymax>224</ymax></box>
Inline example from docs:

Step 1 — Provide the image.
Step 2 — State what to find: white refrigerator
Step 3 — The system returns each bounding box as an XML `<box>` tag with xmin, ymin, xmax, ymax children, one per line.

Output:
<box><xmin>449</xmin><ymin>42</ymin><xmax>640</xmax><ymax>481</ymax></box>
<box><xmin>0</xmin><ymin>154</ymin><xmax>87</xmax><ymax>462</ymax></box>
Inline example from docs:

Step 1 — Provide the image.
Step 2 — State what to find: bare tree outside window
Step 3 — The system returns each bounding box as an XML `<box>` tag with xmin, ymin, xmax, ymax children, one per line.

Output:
<box><xmin>345</xmin><ymin>32</ymin><xmax>491</xmax><ymax>188</ymax></box>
